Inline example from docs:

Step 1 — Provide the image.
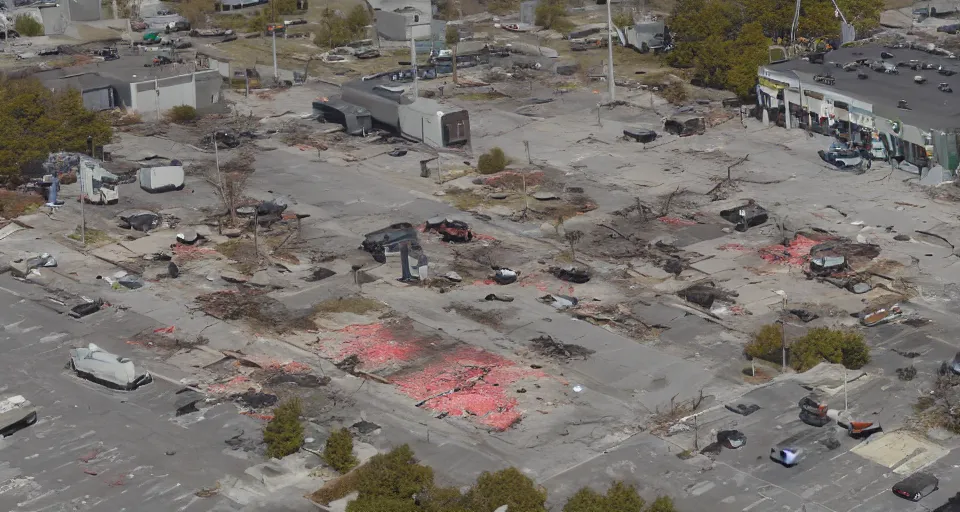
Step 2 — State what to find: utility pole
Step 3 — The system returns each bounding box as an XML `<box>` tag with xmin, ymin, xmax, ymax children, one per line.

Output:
<box><xmin>843</xmin><ymin>366</ymin><xmax>848</xmax><ymax>412</ymax></box>
<box><xmin>407</xmin><ymin>20</ymin><xmax>431</xmax><ymax>99</ymax></box>
<box><xmin>272</xmin><ymin>28</ymin><xmax>279</xmax><ymax>80</ymax></box>
<box><xmin>606</xmin><ymin>0</ymin><xmax>615</xmax><ymax>102</ymax></box>
<box><xmin>154</xmin><ymin>77</ymin><xmax>161</xmax><ymax>121</ymax></box>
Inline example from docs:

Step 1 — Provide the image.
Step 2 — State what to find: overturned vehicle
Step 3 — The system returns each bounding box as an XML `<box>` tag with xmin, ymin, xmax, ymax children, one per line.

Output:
<box><xmin>819</xmin><ymin>146</ymin><xmax>869</xmax><ymax>171</ymax></box>
<box><xmin>360</xmin><ymin>223</ymin><xmax>420</xmax><ymax>263</ymax></box>
<box><xmin>0</xmin><ymin>395</ymin><xmax>38</xmax><ymax>437</ymax></box>
<box><xmin>68</xmin><ymin>343</ymin><xmax>153</xmax><ymax>390</ymax></box>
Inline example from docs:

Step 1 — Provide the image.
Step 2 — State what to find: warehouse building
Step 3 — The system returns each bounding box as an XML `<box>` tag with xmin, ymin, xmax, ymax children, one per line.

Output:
<box><xmin>34</xmin><ymin>57</ymin><xmax>223</xmax><ymax>119</ymax></box>
<box><xmin>758</xmin><ymin>44</ymin><xmax>960</xmax><ymax>175</ymax></box>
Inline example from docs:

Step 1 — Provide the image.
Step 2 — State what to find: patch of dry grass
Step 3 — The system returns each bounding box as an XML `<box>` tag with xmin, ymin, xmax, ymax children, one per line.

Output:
<box><xmin>0</xmin><ymin>191</ymin><xmax>43</xmax><ymax>218</ymax></box>
<box><xmin>314</xmin><ymin>296</ymin><xmax>383</xmax><ymax>315</ymax></box>
<box><xmin>67</xmin><ymin>227</ymin><xmax>113</xmax><ymax>246</ymax></box>
<box><xmin>309</xmin><ymin>467</ymin><xmax>362</xmax><ymax>505</ymax></box>
<box><xmin>216</xmin><ymin>238</ymin><xmax>260</xmax><ymax>274</ymax></box>
<box><xmin>445</xmin><ymin>188</ymin><xmax>486</xmax><ymax>211</ymax></box>
<box><xmin>457</xmin><ymin>91</ymin><xmax>509</xmax><ymax>101</ymax></box>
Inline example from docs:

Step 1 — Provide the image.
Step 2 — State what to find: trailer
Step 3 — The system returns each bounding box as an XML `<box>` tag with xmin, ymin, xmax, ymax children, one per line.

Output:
<box><xmin>139</xmin><ymin>165</ymin><xmax>185</xmax><ymax>193</ymax></box>
<box><xmin>398</xmin><ymin>98</ymin><xmax>470</xmax><ymax>147</ymax></box>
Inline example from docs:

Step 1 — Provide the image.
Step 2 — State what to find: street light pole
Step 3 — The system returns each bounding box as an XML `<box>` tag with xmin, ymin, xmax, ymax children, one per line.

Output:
<box><xmin>606</xmin><ymin>0</ymin><xmax>615</xmax><ymax>102</ymax></box>
<box><xmin>272</xmin><ymin>29</ymin><xmax>278</xmax><ymax>80</ymax></box>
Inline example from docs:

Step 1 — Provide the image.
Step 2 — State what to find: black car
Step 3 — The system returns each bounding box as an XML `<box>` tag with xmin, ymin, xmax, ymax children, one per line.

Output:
<box><xmin>893</xmin><ymin>472</ymin><xmax>939</xmax><ymax>502</ymax></box>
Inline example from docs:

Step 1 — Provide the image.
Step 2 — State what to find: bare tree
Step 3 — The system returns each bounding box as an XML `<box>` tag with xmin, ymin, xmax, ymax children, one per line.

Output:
<box><xmin>564</xmin><ymin>230</ymin><xmax>583</xmax><ymax>260</ymax></box>
<box><xmin>207</xmin><ymin>151</ymin><xmax>254</xmax><ymax>223</ymax></box>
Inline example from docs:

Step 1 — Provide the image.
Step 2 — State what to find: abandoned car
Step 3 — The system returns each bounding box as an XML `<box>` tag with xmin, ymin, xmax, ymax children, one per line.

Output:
<box><xmin>68</xmin><ymin>343</ymin><xmax>153</xmax><ymax>390</ymax></box>
<box><xmin>0</xmin><ymin>395</ymin><xmax>38</xmax><ymax>437</ymax></box>
<box><xmin>893</xmin><ymin>472</ymin><xmax>939</xmax><ymax>502</ymax></box>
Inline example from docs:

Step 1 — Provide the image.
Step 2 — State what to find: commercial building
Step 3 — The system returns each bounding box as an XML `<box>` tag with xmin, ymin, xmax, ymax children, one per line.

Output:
<box><xmin>35</xmin><ymin>56</ymin><xmax>223</xmax><ymax>119</ymax></box>
<box><xmin>758</xmin><ymin>44</ymin><xmax>960</xmax><ymax>174</ymax></box>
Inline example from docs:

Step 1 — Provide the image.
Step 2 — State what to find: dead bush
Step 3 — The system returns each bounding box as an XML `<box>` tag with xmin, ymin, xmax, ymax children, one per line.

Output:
<box><xmin>0</xmin><ymin>191</ymin><xmax>45</xmax><ymax>218</ymax></box>
<box><xmin>659</xmin><ymin>81</ymin><xmax>688</xmax><ymax>105</ymax></box>
<box><xmin>164</xmin><ymin>105</ymin><xmax>198</xmax><ymax>124</ymax></box>
<box><xmin>477</xmin><ymin>147</ymin><xmax>508</xmax><ymax>174</ymax></box>
<box><xmin>310</xmin><ymin>468</ymin><xmax>362</xmax><ymax>504</ymax></box>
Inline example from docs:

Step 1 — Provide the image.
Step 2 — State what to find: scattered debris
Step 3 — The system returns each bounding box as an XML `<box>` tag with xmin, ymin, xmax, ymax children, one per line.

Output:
<box><xmin>896</xmin><ymin>366</ymin><xmax>918</xmax><ymax>381</ymax></box>
<box><xmin>725</xmin><ymin>403</ymin><xmax>761</xmax><ymax>416</ymax></box>
<box><xmin>444</xmin><ymin>271</ymin><xmax>463</xmax><ymax>282</ymax></box>
<box><xmin>788</xmin><ymin>309</ymin><xmax>819</xmax><ymax>323</ymax></box>
<box><xmin>893</xmin><ymin>348</ymin><xmax>922</xmax><ymax>358</ymax></box>
<box><xmin>484</xmin><ymin>293</ymin><xmax>514</xmax><ymax>302</ymax></box>
<box><xmin>361</xmin><ymin>223</ymin><xmax>419</xmax><ymax>263</ymax></box>
<box><xmin>233</xmin><ymin>390</ymin><xmax>279</xmax><ymax>409</ymax></box>
<box><xmin>493</xmin><ymin>267</ymin><xmax>519</xmax><ymax>285</ymax></box>
<box><xmin>70</xmin><ymin>299</ymin><xmax>104</xmax><ymax>318</ymax></box>
<box><xmin>717</xmin><ymin>429</ymin><xmax>746</xmax><ymax>449</ymax></box>
<box><xmin>623</xmin><ymin>128</ymin><xmax>657</xmax><ymax>143</ymax></box>
<box><xmin>861</xmin><ymin>304</ymin><xmax>903</xmax><ymax>327</ymax></box>
<box><xmin>548</xmin><ymin>266</ymin><xmax>590</xmax><ymax>284</ymax></box>
<box><xmin>119</xmin><ymin>211</ymin><xmax>161</xmax><ymax>232</ymax></box>
<box><xmin>195</xmin><ymin>290</ymin><xmax>315</xmax><ymax>333</ymax></box>
<box><xmin>538</xmin><ymin>294</ymin><xmax>578</xmax><ymax>309</ymax></box>
<box><xmin>820</xmin><ymin>437</ymin><xmax>841</xmax><ymax>450</ymax></box>
<box><xmin>352</xmin><ymin>420</ymin><xmax>381</xmax><ymax>434</ymax></box>
<box><xmin>305</xmin><ymin>267</ymin><xmax>336</xmax><ymax>282</ymax></box>
<box><xmin>678</xmin><ymin>282</ymin><xmax>737</xmax><ymax>309</ymax></box>
<box><xmin>719</xmin><ymin>203</ymin><xmax>769</xmax><ymax>232</ymax></box>
<box><xmin>423</xmin><ymin>217</ymin><xmax>473</xmax><ymax>243</ymax></box>
<box><xmin>530</xmin><ymin>335</ymin><xmax>594</xmax><ymax>360</ymax></box>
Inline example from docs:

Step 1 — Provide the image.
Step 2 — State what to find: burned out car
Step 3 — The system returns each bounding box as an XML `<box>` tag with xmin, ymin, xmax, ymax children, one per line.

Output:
<box><xmin>0</xmin><ymin>395</ymin><xmax>38</xmax><ymax>437</ymax></box>
<box><xmin>68</xmin><ymin>343</ymin><xmax>153</xmax><ymax>390</ymax></box>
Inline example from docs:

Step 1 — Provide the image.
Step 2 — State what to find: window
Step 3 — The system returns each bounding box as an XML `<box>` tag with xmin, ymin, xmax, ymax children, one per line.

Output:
<box><xmin>414</xmin><ymin>14</ymin><xmax>419</xmax><ymax>22</ymax></box>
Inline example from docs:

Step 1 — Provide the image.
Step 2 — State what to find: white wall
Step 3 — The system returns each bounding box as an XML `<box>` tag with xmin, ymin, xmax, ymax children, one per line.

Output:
<box><xmin>132</xmin><ymin>74</ymin><xmax>197</xmax><ymax>120</ymax></box>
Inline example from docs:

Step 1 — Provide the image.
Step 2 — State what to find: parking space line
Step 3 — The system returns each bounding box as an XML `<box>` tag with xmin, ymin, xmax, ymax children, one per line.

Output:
<box><xmin>741</xmin><ymin>497</ymin><xmax>768</xmax><ymax>511</ymax></box>
<box><xmin>716</xmin><ymin>461</ymin><xmax>841</xmax><ymax>512</ymax></box>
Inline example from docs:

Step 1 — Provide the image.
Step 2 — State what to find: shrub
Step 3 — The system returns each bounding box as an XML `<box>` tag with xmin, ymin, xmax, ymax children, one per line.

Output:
<box><xmin>14</xmin><ymin>15</ymin><xmax>43</xmax><ymax>37</ymax></box>
<box><xmin>477</xmin><ymin>147</ymin><xmax>507</xmax><ymax>174</ymax></box>
<box><xmin>535</xmin><ymin>0</ymin><xmax>568</xmax><ymax>30</ymax></box>
<box><xmin>323</xmin><ymin>428</ymin><xmax>359</xmax><ymax>473</ymax></box>
<box><xmin>612</xmin><ymin>10</ymin><xmax>633</xmax><ymax>28</ymax></box>
<box><xmin>463</xmin><ymin>467</ymin><xmax>547</xmax><ymax>512</ymax></box>
<box><xmin>790</xmin><ymin>327</ymin><xmax>870</xmax><ymax>372</ymax></box>
<box><xmin>347</xmin><ymin>496</ymin><xmax>422</xmax><ymax>512</ymax></box>
<box><xmin>659</xmin><ymin>81</ymin><xmax>688</xmax><ymax>105</ymax></box>
<box><xmin>263</xmin><ymin>398</ymin><xmax>304</xmax><ymax>459</ymax></box>
<box><xmin>564</xmin><ymin>482</ymin><xmax>676</xmax><ymax>512</ymax></box>
<box><xmin>314</xmin><ymin>6</ymin><xmax>369</xmax><ymax>49</ymax></box>
<box><xmin>744</xmin><ymin>324</ymin><xmax>783</xmax><ymax>364</ymax></box>
<box><xmin>165</xmin><ymin>105</ymin><xmax>198</xmax><ymax>124</ymax></box>
<box><xmin>356</xmin><ymin>445</ymin><xmax>434</xmax><ymax>499</ymax></box>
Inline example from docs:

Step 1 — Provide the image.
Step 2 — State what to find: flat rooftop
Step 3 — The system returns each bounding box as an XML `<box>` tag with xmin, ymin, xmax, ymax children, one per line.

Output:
<box><xmin>765</xmin><ymin>45</ymin><xmax>960</xmax><ymax>130</ymax></box>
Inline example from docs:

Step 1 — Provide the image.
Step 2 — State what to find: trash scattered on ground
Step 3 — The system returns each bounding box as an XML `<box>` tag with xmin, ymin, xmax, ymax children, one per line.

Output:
<box><xmin>717</xmin><ymin>429</ymin><xmax>746</xmax><ymax>449</ymax></box>
<box><xmin>10</xmin><ymin>253</ymin><xmax>57</xmax><ymax>277</ymax></box>
<box><xmin>719</xmin><ymin>203</ymin><xmax>768</xmax><ymax>232</ymax></box>
<box><xmin>678</xmin><ymin>282</ymin><xmax>737</xmax><ymax>309</ymax></box>
<box><xmin>266</xmin><ymin>373</ymin><xmax>330</xmax><ymax>387</ymax></box>
<box><xmin>352</xmin><ymin>420</ymin><xmax>381</xmax><ymax>434</ymax></box>
<box><xmin>118</xmin><ymin>274</ymin><xmax>144</xmax><ymax>289</ymax></box>
<box><xmin>304</xmin><ymin>267</ymin><xmax>336</xmax><ymax>282</ymax></box>
<box><xmin>725</xmin><ymin>403</ymin><xmax>760</xmax><ymax>416</ymax></box>
<box><xmin>538</xmin><ymin>294</ymin><xmax>578</xmax><ymax>309</ymax></box>
<box><xmin>623</xmin><ymin>128</ymin><xmax>657</xmax><ymax>143</ymax></box>
<box><xmin>861</xmin><ymin>304</ymin><xmax>903</xmax><ymax>327</ymax></box>
<box><xmin>848</xmin><ymin>282</ymin><xmax>872</xmax><ymax>294</ymax></box>
<box><xmin>70</xmin><ymin>299</ymin><xmax>104</xmax><ymax>318</ymax></box>
<box><xmin>484</xmin><ymin>293</ymin><xmax>514</xmax><ymax>302</ymax></box>
<box><xmin>548</xmin><ymin>266</ymin><xmax>590</xmax><ymax>284</ymax></box>
<box><xmin>788</xmin><ymin>309</ymin><xmax>819</xmax><ymax>323</ymax></box>
<box><xmin>195</xmin><ymin>290</ymin><xmax>315</xmax><ymax>333</ymax></box>
<box><xmin>530</xmin><ymin>335</ymin><xmax>594</xmax><ymax>360</ymax></box>
<box><xmin>388</xmin><ymin>149</ymin><xmax>408</xmax><ymax>157</ymax></box>
<box><xmin>444</xmin><ymin>271</ymin><xmax>463</xmax><ymax>282</ymax></box>
<box><xmin>233</xmin><ymin>390</ymin><xmax>279</xmax><ymax>409</ymax></box>
<box><xmin>176</xmin><ymin>229</ymin><xmax>202</xmax><ymax>245</ymax></box>
<box><xmin>119</xmin><ymin>211</ymin><xmax>161</xmax><ymax>232</ymax></box>
<box><xmin>896</xmin><ymin>366</ymin><xmax>917</xmax><ymax>381</ymax></box>
<box><xmin>663</xmin><ymin>258</ymin><xmax>683</xmax><ymax>276</ymax></box>
<box><xmin>893</xmin><ymin>348</ymin><xmax>921</xmax><ymax>358</ymax></box>
<box><xmin>759</xmin><ymin>234</ymin><xmax>821</xmax><ymax>266</ymax></box>
<box><xmin>820</xmin><ymin>437</ymin><xmax>841</xmax><ymax>450</ymax></box>
<box><xmin>492</xmin><ymin>267</ymin><xmax>519</xmax><ymax>285</ymax></box>
<box><xmin>423</xmin><ymin>217</ymin><xmax>473</xmax><ymax>243</ymax></box>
